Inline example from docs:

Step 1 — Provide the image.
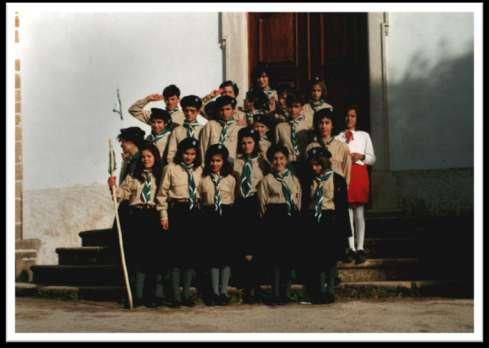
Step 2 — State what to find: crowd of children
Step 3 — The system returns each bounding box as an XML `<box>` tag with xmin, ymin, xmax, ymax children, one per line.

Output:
<box><xmin>108</xmin><ymin>65</ymin><xmax>376</xmax><ymax>308</ymax></box>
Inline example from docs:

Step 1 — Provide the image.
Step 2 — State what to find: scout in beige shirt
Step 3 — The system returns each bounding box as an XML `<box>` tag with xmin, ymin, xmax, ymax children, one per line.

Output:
<box><xmin>128</xmin><ymin>93</ymin><xmax>184</xmax><ymax>126</ymax></box>
<box><xmin>200</xmin><ymin>96</ymin><xmax>245</xmax><ymax>163</ymax></box>
<box><xmin>201</xmin><ymin>81</ymin><xmax>247</xmax><ymax>126</ymax></box>
<box><xmin>302</xmin><ymin>77</ymin><xmax>334</xmax><ymax>129</ymax></box>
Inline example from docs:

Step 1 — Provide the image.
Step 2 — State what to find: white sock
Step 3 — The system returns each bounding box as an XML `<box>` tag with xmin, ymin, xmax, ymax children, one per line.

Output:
<box><xmin>354</xmin><ymin>205</ymin><xmax>366</xmax><ymax>251</ymax></box>
<box><xmin>348</xmin><ymin>207</ymin><xmax>356</xmax><ymax>251</ymax></box>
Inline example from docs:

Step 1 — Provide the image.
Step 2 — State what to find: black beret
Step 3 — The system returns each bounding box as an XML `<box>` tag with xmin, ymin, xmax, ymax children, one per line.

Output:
<box><xmin>180</xmin><ymin>95</ymin><xmax>202</xmax><ymax>109</ymax></box>
<box><xmin>177</xmin><ymin>137</ymin><xmax>200</xmax><ymax>152</ymax></box>
<box><xmin>118</xmin><ymin>127</ymin><xmax>145</xmax><ymax>146</ymax></box>
<box><xmin>266</xmin><ymin>144</ymin><xmax>289</xmax><ymax>162</ymax></box>
<box><xmin>150</xmin><ymin>108</ymin><xmax>171</xmax><ymax>122</ymax></box>
<box><xmin>238</xmin><ymin>127</ymin><xmax>260</xmax><ymax>143</ymax></box>
<box><xmin>206</xmin><ymin>143</ymin><xmax>229</xmax><ymax>159</ymax></box>
<box><xmin>307</xmin><ymin>146</ymin><xmax>332</xmax><ymax>161</ymax></box>
<box><xmin>215</xmin><ymin>95</ymin><xmax>237</xmax><ymax>109</ymax></box>
<box><xmin>252</xmin><ymin>113</ymin><xmax>273</xmax><ymax>130</ymax></box>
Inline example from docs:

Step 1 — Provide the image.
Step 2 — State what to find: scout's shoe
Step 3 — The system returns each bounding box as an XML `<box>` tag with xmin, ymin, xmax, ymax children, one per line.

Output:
<box><xmin>168</xmin><ymin>299</ymin><xmax>181</xmax><ymax>309</ymax></box>
<box><xmin>355</xmin><ymin>250</ymin><xmax>367</xmax><ymax>264</ymax></box>
<box><xmin>182</xmin><ymin>297</ymin><xmax>196</xmax><ymax>307</ymax></box>
<box><xmin>322</xmin><ymin>293</ymin><xmax>336</xmax><ymax>304</ymax></box>
<box><xmin>217</xmin><ymin>294</ymin><xmax>230</xmax><ymax>306</ymax></box>
<box><xmin>343</xmin><ymin>249</ymin><xmax>356</xmax><ymax>263</ymax></box>
<box><xmin>242</xmin><ymin>290</ymin><xmax>257</xmax><ymax>305</ymax></box>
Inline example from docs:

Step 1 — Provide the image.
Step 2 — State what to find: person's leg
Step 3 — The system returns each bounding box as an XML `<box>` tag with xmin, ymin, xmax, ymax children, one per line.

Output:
<box><xmin>143</xmin><ymin>272</ymin><xmax>157</xmax><ymax>307</ymax></box>
<box><xmin>279</xmin><ymin>264</ymin><xmax>292</xmax><ymax>303</ymax></box>
<box><xmin>210</xmin><ymin>267</ymin><xmax>220</xmax><ymax>297</ymax></box>
<box><xmin>135</xmin><ymin>269</ymin><xmax>145</xmax><ymax>303</ymax></box>
<box><xmin>182</xmin><ymin>268</ymin><xmax>194</xmax><ymax>305</ymax></box>
<box><xmin>348</xmin><ymin>207</ymin><xmax>356</xmax><ymax>251</ymax></box>
<box><xmin>220</xmin><ymin>265</ymin><xmax>231</xmax><ymax>297</ymax></box>
<box><xmin>271</xmin><ymin>263</ymin><xmax>281</xmax><ymax>301</ymax></box>
<box><xmin>170</xmin><ymin>267</ymin><xmax>181</xmax><ymax>304</ymax></box>
<box><xmin>325</xmin><ymin>264</ymin><xmax>337</xmax><ymax>303</ymax></box>
<box><xmin>355</xmin><ymin>205</ymin><xmax>366</xmax><ymax>251</ymax></box>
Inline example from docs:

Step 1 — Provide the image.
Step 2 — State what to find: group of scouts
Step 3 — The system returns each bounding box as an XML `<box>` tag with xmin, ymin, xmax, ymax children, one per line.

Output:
<box><xmin>107</xmin><ymin>65</ymin><xmax>376</xmax><ymax>309</ymax></box>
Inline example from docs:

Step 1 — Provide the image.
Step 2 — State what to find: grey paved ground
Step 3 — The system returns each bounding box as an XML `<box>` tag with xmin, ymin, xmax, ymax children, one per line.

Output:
<box><xmin>15</xmin><ymin>297</ymin><xmax>473</xmax><ymax>334</ymax></box>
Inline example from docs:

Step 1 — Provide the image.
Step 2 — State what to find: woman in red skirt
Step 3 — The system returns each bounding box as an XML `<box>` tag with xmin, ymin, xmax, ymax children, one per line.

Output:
<box><xmin>336</xmin><ymin>105</ymin><xmax>376</xmax><ymax>264</ymax></box>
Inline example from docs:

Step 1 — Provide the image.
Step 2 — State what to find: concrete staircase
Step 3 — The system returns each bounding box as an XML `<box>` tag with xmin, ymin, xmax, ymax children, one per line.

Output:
<box><xmin>17</xmin><ymin>210</ymin><xmax>473</xmax><ymax>302</ymax></box>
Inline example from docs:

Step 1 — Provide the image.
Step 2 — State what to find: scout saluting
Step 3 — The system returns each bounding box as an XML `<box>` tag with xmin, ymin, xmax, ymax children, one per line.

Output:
<box><xmin>198</xmin><ymin>144</ymin><xmax>236</xmax><ymax>306</ymax></box>
<box><xmin>201</xmin><ymin>80</ymin><xmax>247</xmax><ymax>126</ymax></box>
<box><xmin>336</xmin><ymin>105</ymin><xmax>376</xmax><ymax>264</ymax></box>
<box><xmin>108</xmin><ymin>141</ymin><xmax>164</xmax><ymax>308</ymax></box>
<box><xmin>257</xmin><ymin>145</ymin><xmax>302</xmax><ymax>305</ymax></box>
<box><xmin>166</xmin><ymin>95</ymin><xmax>207</xmax><ymax>164</ymax></box>
<box><xmin>304</xmin><ymin>146</ymin><xmax>351</xmax><ymax>304</ymax></box>
<box><xmin>156</xmin><ymin>137</ymin><xmax>203</xmax><ymax>308</ymax></box>
<box><xmin>233</xmin><ymin>127</ymin><xmax>271</xmax><ymax>304</ymax></box>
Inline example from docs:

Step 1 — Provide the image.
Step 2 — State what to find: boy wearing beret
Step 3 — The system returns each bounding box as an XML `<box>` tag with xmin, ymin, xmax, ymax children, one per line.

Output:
<box><xmin>202</xmin><ymin>80</ymin><xmax>247</xmax><ymax>126</ymax></box>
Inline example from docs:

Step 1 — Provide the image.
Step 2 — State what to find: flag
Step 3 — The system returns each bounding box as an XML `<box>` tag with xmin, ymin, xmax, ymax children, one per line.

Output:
<box><xmin>112</xmin><ymin>88</ymin><xmax>124</xmax><ymax>120</ymax></box>
<box><xmin>108</xmin><ymin>139</ymin><xmax>117</xmax><ymax>176</ymax></box>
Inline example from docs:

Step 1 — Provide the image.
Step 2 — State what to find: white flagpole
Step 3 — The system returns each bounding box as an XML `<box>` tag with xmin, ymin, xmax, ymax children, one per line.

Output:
<box><xmin>109</xmin><ymin>139</ymin><xmax>134</xmax><ymax>309</ymax></box>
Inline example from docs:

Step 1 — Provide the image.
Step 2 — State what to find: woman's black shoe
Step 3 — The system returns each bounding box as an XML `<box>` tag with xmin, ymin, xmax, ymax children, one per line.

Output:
<box><xmin>144</xmin><ymin>301</ymin><xmax>158</xmax><ymax>308</ymax></box>
<box><xmin>182</xmin><ymin>298</ymin><xmax>196</xmax><ymax>307</ymax></box>
<box><xmin>323</xmin><ymin>293</ymin><xmax>336</xmax><ymax>304</ymax></box>
<box><xmin>355</xmin><ymin>250</ymin><xmax>367</xmax><ymax>264</ymax></box>
<box><xmin>168</xmin><ymin>300</ymin><xmax>181</xmax><ymax>308</ymax></box>
<box><xmin>343</xmin><ymin>249</ymin><xmax>356</xmax><ymax>263</ymax></box>
<box><xmin>218</xmin><ymin>294</ymin><xmax>230</xmax><ymax>306</ymax></box>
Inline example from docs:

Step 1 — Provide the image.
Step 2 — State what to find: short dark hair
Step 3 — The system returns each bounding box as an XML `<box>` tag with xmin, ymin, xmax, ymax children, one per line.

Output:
<box><xmin>216</xmin><ymin>95</ymin><xmax>237</xmax><ymax>109</ymax></box>
<box><xmin>267</xmin><ymin>144</ymin><xmax>289</xmax><ymax>162</ymax></box>
<box><xmin>203</xmin><ymin>144</ymin><xmax>233</xmax><ymax>177</ymax></box>
<box><xmin>277</xmin><ymin>83</ymin><xmax>291</xmax><ymax>95</ymax></box>
<box><xmin>345</xmin><ymin>104</ymin><xmax>360</xmax><ymax>116</ymax></box>
<box><xmin>150</xmin><ymin>108</ymin><xmax>171</xmax><ymax>123</ymax></box>
<box><xmin>253</xmin><ymin>64</ymin><xmax>273</xmax><ymax>83</ymax></box>
<box><xmin>180</xmin><ymin>95</ymin><xmax>203</xmax><ymax>109</ymax></box>
<box><xmin>219</xmin><ymin>80</ymin><xmax>239</xmax><ymax>97</ymax></box>
<box><xmin>286</xmin><ymin>92</ymin><xmax>304</xmax><ymax>107</ymax></box>
<box><xmin>237</xmin><ymin>127</ymin><xmax>261</xmax><ymax>158</ymax></box>
<box><xmin>313</xmin><ymin>108</ymin><xmax>335</xmax><ymax>132</ymax></box>
<box><xmin>204</xmin><ymin>101</ymin><xmax>218</xmax><ymax>120</ymax></box>
<box><xmin>173</xmin><ymin>138</ymin><xmax>202</xmax><ymax>167</ymax></box>
<box><xmin>163</xmin><ymin>84</ymin><xmax>180</xmax><ymax>99</ymax></box>
<box><xmin>117</xmin><ymin>127</ymin><xmax>145</xmax><ymax>148</ymax></box>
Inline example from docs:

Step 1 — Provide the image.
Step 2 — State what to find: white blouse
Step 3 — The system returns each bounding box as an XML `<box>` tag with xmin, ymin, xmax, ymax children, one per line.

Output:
<box><xmin>336</xmin><ymin>130</ymin><xmax>376</xmax><ymax>166</ymax></box>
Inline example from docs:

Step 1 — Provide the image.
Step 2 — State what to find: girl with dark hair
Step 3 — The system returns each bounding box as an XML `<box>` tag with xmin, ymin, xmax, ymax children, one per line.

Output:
<box><xmin>336</xmin><ymin>105</ymin><xmax>376</xmax><ymax>264</ymax></box>
<box><xmin>156</xmin><ymin>137</ymin><xmax>203</xmax><ymax>308</ymax></box>
<box><xmin>251</xmin><ymin>114</ymin><xmax>274</xmax><ymax>160</ymax></box>
<box><xmin>253</xmin><ymin>64</ymin><xmax>278</xmax><ymax>115</ymax></box>
<box><xmin>257</xmin><ymin>144</ymin><xmax>302</xmax><ymax>305</ymax></box>
<box><xmin>303</xmin><ymin>77</ymin><xmax>334</xmax><ymax>129</ymax></box>
<box><xmin>108</xmin><ymin>141</ymin><xmax>163</xmax><ymax>308</ymax></box>
<box><xmin>233</xmin><ymin>127</ymin><xmax>271</xmax><ymax>304</ymax></box>
<box><xmin>304</xmin><ymin>146</ymin><xmax>351</xmax><ymax>304</ymax></box>
<box><xmin>198</xmin><ymin>144</ymin><xmax>237</xmax><ymax>306</ymax></box>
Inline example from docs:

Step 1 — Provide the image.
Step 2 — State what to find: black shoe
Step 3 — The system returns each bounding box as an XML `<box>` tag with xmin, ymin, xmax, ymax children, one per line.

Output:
<box><xmin>267</xmin><ymin>296</ymin><xmax>281</xmax><ymax>306</ymax></box>
<box><xmin>242</xmin><ymin>293</ymin><xmax>256</xmax><ymax>305</ymax></box>
<box><xmin>168</xmin><ymin>300</ymin><xmax>181</xmax><ymax>308</ymax></box>
<box><xmin>279</xmin><ymin>296</ymin><xmax>291</xmax><ymax>305</ymax></box>
<box><xmin>144</xmin><ymin>300</ymin><xmax>158</xmax><ymax>308</ymax></box>
<box><xmin>218</xmin><ymin>294</ymin><xmax>230</xmax><ymax>306</ymax></box>
<box><xmin>182</xmin><ymin>298</ymin><xmax>196</xmax><ymax>307</ymax></box>
<box><xmin>355</xmin><ymin>250</ymin><xmax>367</xmax><ymax>264</ymax></box>
<box><xmin>323</xmin><ymin>293</ymin><xmax>336</xmax><ymax>304</ymax></box>
<box><xmin>343</xmin><ymin>249</ymin><xmax>356</xmax><ymax>263</ymax></box>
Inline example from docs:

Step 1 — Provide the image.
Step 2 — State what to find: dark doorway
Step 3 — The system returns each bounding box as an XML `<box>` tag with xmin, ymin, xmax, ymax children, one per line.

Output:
<box><xmin>248</xmin><ymin>13</ymin><xmax>370</xmax><ymax>131</ymax></box>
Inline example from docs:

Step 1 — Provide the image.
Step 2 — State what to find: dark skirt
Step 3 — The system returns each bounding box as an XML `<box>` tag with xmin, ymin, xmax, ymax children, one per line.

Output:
<box><xmin>234</xmin><ymin>196</ymin><xmax>261</xmax><ymax>256</ymax></box>
<box><xmin>199</xmin><ymin>204</ymin><xmax>235</xmax><ymax>267</ymax></box>
<box><xmin>262</xmin><ymin>204</ymin><xmax>300</xmax><ymax>266</ymax></box>
<box><xmin>123</xmin><ymin>206</ymin><xmax>162</xmax><ymax>273</ymax></box>
<box><xmin>164</xmin><ymin>202</ymin><xmax>201</xmax><ymax>268</ymax></box>
<box><xmin>304</xmin><ymin>209</ymin><xmax>346</xmax><ymax>268</ymax></box>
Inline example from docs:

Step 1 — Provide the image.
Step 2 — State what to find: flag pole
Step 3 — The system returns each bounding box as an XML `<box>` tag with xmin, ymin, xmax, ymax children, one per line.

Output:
<box><xmin>109</xmin><ymin>139</ymin><xmax>134</xmax><ymax>309</ymax></box>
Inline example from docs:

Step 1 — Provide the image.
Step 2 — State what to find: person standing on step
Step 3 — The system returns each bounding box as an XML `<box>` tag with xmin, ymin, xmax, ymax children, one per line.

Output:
<box><xmin>336</xmin><ymin>105</ymin><xmax>376</xmax><ymax>264</ymax></box>
<box><xmin>251</xmin><ymin>113</ymin><xmax>274</xmax><ymax>161</ymax></box>
<box><xmin>302</xmin><ymin>77</ymin><xmax>334</xmax><ymax>130</ymax></box>
<box><xmin>198</xmin><ymin>144</ymin><xmax>236</xmax><ymax>306</ymax></box>
<box><xmin>201</xmin><ymin>80</ymin><xmax>247</xmax><ymax>126</ymax></box>
<box><xmin>166</xmin><ymin>95</ymin><xmax>207</xmax><ymax>164</ymax></box>
<box><xmin>199</xmin><ymin>95</ymin><xmax>245</xmax><ymax>165</ymax></box>
<box><xmin>257</xmin><ymin>145</ymin><xmax>302</xmax><ymax>306</ymax></box>
<box><xmin>108</xmin><ymin>141</ymin><xmax>163</xmax><ymax>308</ymax></box>
<box><xmin>233</xmin><ymin>127</ymin><xmax>271</xmax><ymax>304</ymax></box>
<box><xmin>156</xmin><ymin>137</ymin><xmax>203</xmax><ymax>308</ymax></box>
<box><xmin>304</xmin><ymin>146</ymin><xmax>351</xmax><ymax>304</ymax></box>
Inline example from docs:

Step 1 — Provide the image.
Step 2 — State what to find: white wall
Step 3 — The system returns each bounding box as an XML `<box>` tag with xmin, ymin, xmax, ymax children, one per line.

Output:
<box><xmin>20</xmin><ymin>12</ymin><xmax>223</xmax><ymax>264</ymax></box>
<box><xmin>21</xmin><ymin>12</ymin><xmax>223</xmax><ymax>190</ymax></box>
<box><xmin>386</xmin><ymin>13</ymin><xmax>474</xmax><ymax>170</ymax></box>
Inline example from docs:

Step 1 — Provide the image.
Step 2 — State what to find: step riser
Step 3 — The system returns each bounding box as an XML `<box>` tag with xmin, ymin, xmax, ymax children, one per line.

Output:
<box><xmin>58</xmin><ymin>253</ymin><xmax>118</xmax><ymax>266</ymax></box>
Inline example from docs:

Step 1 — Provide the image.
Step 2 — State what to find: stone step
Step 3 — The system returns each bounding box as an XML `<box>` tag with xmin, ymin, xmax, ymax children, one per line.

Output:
<box><xmin>16</xmin><ymin>249</ymin><xmax>38</xmax><ymax>282</ymax></box>
<box><xmin>56</xmin><ymin>247</ymin><xmax>118</xmax><ymax>266</ymax></box>
<box><xmin>79</xmin><ymin>228</ymin><xmax>115</xmax><ymax>247</ymax></box>
<box><xmin>31</xmin><ymin>258</ymin><xmax>432</xmax><ymax>286</ymax></box>
<box><xmin>16</xmin><ymin>279</ymin><xmax>472</xmax><ymax>302</ymax></box>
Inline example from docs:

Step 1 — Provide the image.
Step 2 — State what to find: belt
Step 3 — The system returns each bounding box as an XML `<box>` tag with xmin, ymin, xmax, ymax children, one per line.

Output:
<box><xmin>131</xmin><ymin>204</ymin><xmax>155</xmax><ymax>210</ymax></box>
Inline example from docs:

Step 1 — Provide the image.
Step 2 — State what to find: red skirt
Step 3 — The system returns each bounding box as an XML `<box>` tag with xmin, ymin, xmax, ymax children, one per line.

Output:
<box><xmin>348</xmin><ymin>163</ymin><xmax>370</xmax><ymax>204</ymax></box>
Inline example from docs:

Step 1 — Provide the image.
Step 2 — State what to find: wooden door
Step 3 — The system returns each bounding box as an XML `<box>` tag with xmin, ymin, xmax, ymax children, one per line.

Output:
<box><xmin>248</xmin><ymin>13</ymin><xmax>370</xmax><ymax>131</ymax></box>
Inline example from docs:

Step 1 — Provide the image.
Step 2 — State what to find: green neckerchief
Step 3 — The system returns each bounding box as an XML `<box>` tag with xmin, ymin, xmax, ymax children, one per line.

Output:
<box><xmin>218</xmin><ymin>119</ymin><xmax>236</xmax><ymax>144</ymax></box>
<box><xmin>240</xmin><ymin>155</ymin><xmax>258</xmax><ymax>198</ymax></box>
<box><xmin>313</xmin><ymin>170</ymin><xmax>334</xmax><ymax>223</ymax></box>
<box><xmin>147</xmin><ymin>127</ymin><xmax>171</xmax><ymax>144</ymax></box>
<box><xmin>210</xmin><ymin>173</ymin><xmax>223</xmax><ymax>215</ymax></box>
<box><xmin>183</xmin><ymin>119</ymin><xmax>200</xmax><ymax>139</ymax></box>
<box><xmin>140</xmin><ymin>170</ymin><xmax>152</xmax><ymax>203</ymax></box>
<box><xmin>273</xmin><ymin>169</ymin><xmax>294</xmax><ymax>216</ymax></box>
<box><xmin>167</xmin><ymin>107</ymin><xmax>179</xmax><ymax>114</ymax></box>
<box><xmin>289</xmin><ymin>116</ymin><xmax>304</xmax><ymax>157</ymax></box>
<box><xmin>179</xmin><ymin>162</ymin><xmax>197</xmax><ymax>210</ymax></box>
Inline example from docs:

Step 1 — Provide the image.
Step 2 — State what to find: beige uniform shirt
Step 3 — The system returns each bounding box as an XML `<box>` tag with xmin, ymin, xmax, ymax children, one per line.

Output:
<box><xmin>199</xmin><ymin>119</ymin><xmax>245</xmax><ymax>162</ymax></box>
<box><xmin>146</xmin><ymin>131</ymin><xmax>172</xmax><ymax>159</ymax></box>
<box><xmin>128</xmin><ymin>97</ymin><xmax>185</xmax><ymax>126</ymax></box>
<box><xmin>156</xmin><ymin>163</ymin><xmax>203</xmax><ymax>220</ymax></box>
<box><xmin>233</xmin><ymin>155</ymin><xmax>270</xmax><ymax>198</ymax></box>
<box><xmin>306</xmin><ymin>136</ymin><xmax>352</xmax><ymax>185</ymax></box>
<box><xmin>257</xmin><ymin>172</ymin><xmax>302</xmax><ymax>217</ymax></box>
<box><xmin>274</xmin><ymin>115</ymin><xmax>311</xmax><ymax>162</ymax></box>
<box><xmin>302</xmin><ymin>101</ymin><xmax>334</xmax><ymax>129</ymax></box>
<box><xmin>115</xmin><ymin>171</ymin><xmax>158</xmax><ymax>207</ymax></box>
<box><xmin>166</xmin><ymin>123</ymin><xmax>205</xmax><ymax>164</ymax></box>
<box><xmin>259</xmin><ymin>137</ymin><xmax>272</xmax><ymax>159</ymax></box>
<box><xmin>198</xmin><ymin>174</ymin><xmax>236</xmax><ymax>207</ymax></box>
<box><xmin>309</xmin><ymin>174</ymin><xmax>335</xmax><ymax>210</ymax></box>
